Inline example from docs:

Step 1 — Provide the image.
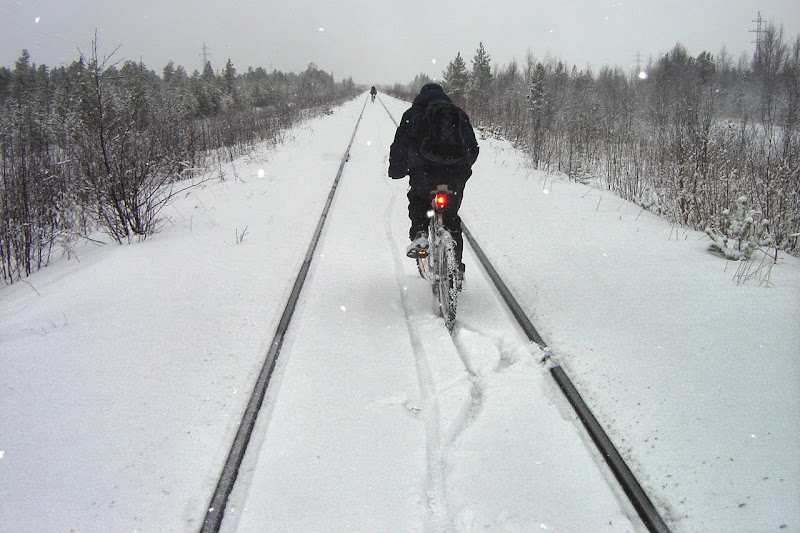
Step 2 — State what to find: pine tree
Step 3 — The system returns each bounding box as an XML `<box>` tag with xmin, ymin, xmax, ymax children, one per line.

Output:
<box><xmin>469</xmin><ymin>42</ymin><xmax>493</xmax><ymax>116</ymax></box>
<box><xmin>412</xmin><ymin>73</ymin><xmax>434</xmax><ymax>90</ymax></box>
<box><xmin>12</xmin><ymin>49</ymin><xmax>34</xmax><ymax>101</ymax></box>
<box><xmin>223</xmin><ymin>58</ymin><xmax>236</xmax><ymax>94</ymax></box>
<box><xmin>527</xmin><ymin>62</ymin><xmax>546</xmax><ymax>114</ymax></box>
<box><xmin>0</xmin><ymin>66</ymin><xmax>12</xmax><ymax>104</ymax></box>
<box><xmin>194</xmin><ymin>61</ymin><xmax>222</xmax><ymax>116</ymax></box>
<box><xmin>202</xmin><ymin>60</ymin><xmax>215</xmax><ymax>81</ymax></box>
<box><xmin>222</xmin><ymin>58</ymin><xmax>241</xmax><ymax>108</ymax></box>
<box><xmin>163</xmin><ymin>61</ymin><xmax>176</xmax><ymax>84</ymax></box>
<box><xmin>443</xmin><ymin>52</ymin><xmax>468</xmax><ymax>105</ymax></box>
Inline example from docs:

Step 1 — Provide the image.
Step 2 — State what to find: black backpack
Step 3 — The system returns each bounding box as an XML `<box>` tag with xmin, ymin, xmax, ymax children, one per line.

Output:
<box><xmin>418</xmin><ymin>100</ymin><xmax>469</xmax><ymax>165</ymax></box>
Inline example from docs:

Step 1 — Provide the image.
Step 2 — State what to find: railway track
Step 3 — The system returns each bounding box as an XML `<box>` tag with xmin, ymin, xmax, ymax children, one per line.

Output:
<box><xmin>200</xmin><ymin>98</ymin><xmax>368</xmax><ymax>532</ymax></box>
<box><xmin>380</xmin><ymin>97</ymin><xmax>668</xmax><ymax>533</ymax></box>
<box><xmin>201</xmin><ymin>95</ymin><xmax>670</xmax><ymax>533</ymax></box>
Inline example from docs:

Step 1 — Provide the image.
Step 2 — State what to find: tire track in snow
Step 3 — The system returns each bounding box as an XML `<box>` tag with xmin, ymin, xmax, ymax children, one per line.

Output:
<box><xmin>380</xmin><ymin>98</ymin><xmax>456</xmax><ymax>529</ymax></box>
<box><xmin>379</xmin><ymin>100</ymin><xmax>498</xmax><ymax>529</ymax></box>
<box><xmin>382</xmin><ymin>184</ymin><xmax>450</xmax><ymax>531</ymax></box>
<box><xmin>379</xmin><ymin>95</ymin><xmax>534</xmax><ymax>527</ymax></box>
<box><xmin>378</xmin><ymin>97</ymin><xmax>519</xmax><ymax>446</ymax></box>
<box><xmin>445</xmin><ymin>324</ymin><xmax>510</xmax><ymax>448</ymax></box>
<box><xmin>382</xmin><ymin>182</ymin><xmax>537</xmax><ymax>530</ymax></box>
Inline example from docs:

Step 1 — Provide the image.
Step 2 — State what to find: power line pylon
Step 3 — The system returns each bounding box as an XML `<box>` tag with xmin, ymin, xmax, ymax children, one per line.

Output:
<box><xmin>750</xmin><ymin>11</ymin><xmax>764</xmax><ymax>60</ymax></box>
<box><xmin>199</xmin><ymin>42</ymin><xmax>212</xmax><ymax>70</ymax></box>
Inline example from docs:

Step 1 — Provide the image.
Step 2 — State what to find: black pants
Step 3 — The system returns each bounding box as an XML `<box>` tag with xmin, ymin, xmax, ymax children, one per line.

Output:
<box><xmin>407</xmin><ymin>170</ymin><xmax>470</xmax><ymax>265</ymax></box>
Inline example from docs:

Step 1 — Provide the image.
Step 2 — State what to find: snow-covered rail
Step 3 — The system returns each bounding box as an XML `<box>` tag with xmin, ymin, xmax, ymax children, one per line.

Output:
<box><xmin>379</xmin><ymin>98</ymin><xmax>670</xmax><ymax>533</ymax></box>
<box><xmin>200</xmin><ymin>98</ymin><xmax>368</xmax><ymax>533</ymax></box>
<box><xmin>462</xmin><ymin>225</ymin><xmax>670</xmax><ymax>533</ymax></box>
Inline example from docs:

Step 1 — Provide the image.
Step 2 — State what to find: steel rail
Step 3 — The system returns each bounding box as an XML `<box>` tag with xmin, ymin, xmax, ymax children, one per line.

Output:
<box><xmin>200</xmin><ymin>97</ymin><xmax>368</xmax><ymax>533</ymax></box>
<box><xmin>379</xmin><ymin>99</ymin><xmax>670</xmax><ymax>533</ymax></box>
<box><xmin>462</xmin><ymin>224</ymin><xmax>670</xmax><ymax>533</ymax></box>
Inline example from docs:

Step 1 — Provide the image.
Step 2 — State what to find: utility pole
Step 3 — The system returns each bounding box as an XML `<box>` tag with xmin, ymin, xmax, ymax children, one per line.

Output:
<box><xmin>199</xmin><ymin>42</ymin><xmax>212</xmax><ymax>71</ymax></box>
<box><xmin>750</xmin><ymin>11</ymin><xmax>764</xmax><ymax>63</ymax></box>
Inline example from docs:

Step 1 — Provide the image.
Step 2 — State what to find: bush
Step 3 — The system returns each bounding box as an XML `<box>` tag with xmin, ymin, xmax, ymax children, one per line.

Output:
<box><xmin>705</xmin><ymin>196</ymin><xmax>772</xmax><ymax>260</ymax></box>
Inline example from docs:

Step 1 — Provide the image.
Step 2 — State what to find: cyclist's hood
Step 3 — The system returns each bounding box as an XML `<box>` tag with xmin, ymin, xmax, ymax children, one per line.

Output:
<box><xmin>412</xmin><ymin>83</ymin><xmax>452</xmax><ymax>107</ymax></box>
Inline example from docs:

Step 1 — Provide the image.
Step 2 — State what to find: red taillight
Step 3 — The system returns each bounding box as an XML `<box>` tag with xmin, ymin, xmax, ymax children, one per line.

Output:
<box><xmin>435</xmin><ymin>193</ymin><xmax>448</xmax><ymax>208</ymax></box>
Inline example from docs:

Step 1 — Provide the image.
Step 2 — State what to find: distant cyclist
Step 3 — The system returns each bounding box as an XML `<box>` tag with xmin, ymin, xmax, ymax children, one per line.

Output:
<box><xmin>370</xmin><ymin>85</ymin><xmax>377</xmax><ymax>102</ymax></box>
<box><xmin>388</xmin><ymin>83</ymin><xmax>479</xmax><ymax>278</ymax></box>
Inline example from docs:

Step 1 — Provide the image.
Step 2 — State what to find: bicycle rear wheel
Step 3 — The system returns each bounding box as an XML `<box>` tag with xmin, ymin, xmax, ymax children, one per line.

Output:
<box><xmin>437</xmin><ymin>231</ymin><xmax>459</xmax><ymax>330</ymax></box>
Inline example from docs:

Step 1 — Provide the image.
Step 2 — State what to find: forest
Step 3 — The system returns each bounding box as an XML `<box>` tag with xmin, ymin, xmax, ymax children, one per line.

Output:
<box><xmin>389</xmin><ymin>24</ymin><xmax>799</xmax><ymax>265</ymax></box>
<box><xmin>0</xmin><ymin>38</ymin><xmax>358</xmax><ymax>284</ymax></box>
<box><xmin>1</xmin><ymin>22</ymin><xmax>798</xmax><ymax>285</ymax></box>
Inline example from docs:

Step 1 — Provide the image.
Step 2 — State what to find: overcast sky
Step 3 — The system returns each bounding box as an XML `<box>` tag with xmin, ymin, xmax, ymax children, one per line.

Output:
<box><xmin>2</xmin><ymin>0</ymin><xmax>799</xmax><ymax>85</ymax></box>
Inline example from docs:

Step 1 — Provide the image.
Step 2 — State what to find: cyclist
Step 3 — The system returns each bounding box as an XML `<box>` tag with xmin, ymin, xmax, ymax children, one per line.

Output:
<box><xmin>388</xmin><ymin>83</ymin><xmax>479</xmax><ymax>278</ymax></box>
<box><xmin>370</xmin><ymin>85</ymin><xmax>377</xmax><ymax>102</ymax></box>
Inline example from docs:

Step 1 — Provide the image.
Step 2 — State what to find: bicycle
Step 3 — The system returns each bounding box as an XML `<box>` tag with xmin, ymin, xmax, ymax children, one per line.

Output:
<box><xmin>410</xmin><ymin>184</ymin><xmax>462</xmax><ymax>331</ymax></box>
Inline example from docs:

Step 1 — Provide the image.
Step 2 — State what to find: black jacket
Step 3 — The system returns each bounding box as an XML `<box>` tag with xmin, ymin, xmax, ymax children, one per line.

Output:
<box><xmin>388</xmin><ymin>84</ymin><xmax>479</xmax><ymax>179</ymax></box>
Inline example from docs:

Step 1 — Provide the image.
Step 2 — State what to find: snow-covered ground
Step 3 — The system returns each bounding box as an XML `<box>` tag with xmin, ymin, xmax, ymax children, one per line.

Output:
<box><xmin>1</xmin><ymin>94</ymin><xmax>798</xmax><ymax>532</ymax></box>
